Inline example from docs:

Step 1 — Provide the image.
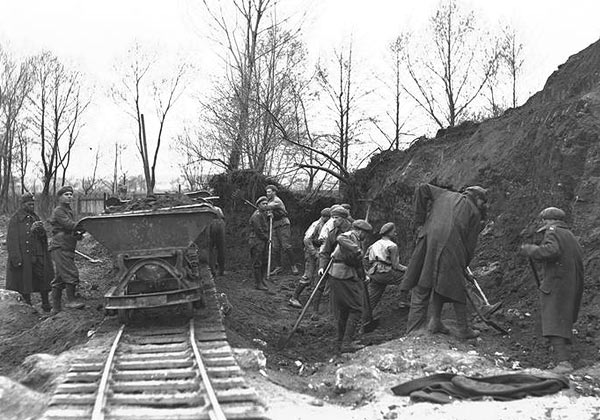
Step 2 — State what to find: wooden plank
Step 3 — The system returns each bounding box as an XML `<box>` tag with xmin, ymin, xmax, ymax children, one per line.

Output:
<box><xmin>116</xmin><ymin>359</ymin><xmax>193</xmax><ymax>370</ymax></box>
<box><xmin>113</xmin><ymin>369</ymin><xmax>196</xmax><ymax>381</ymax></box>
<box><xmin>112</xmin><ymin>379</ymin><xmax>198</xmax><ymax>393</ymax></box>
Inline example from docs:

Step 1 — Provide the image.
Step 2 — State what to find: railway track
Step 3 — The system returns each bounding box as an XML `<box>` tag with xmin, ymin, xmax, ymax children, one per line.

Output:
<box><xmin>42</xmin><ymin>285</ymin><xmax>267</xmax><ymax>420</ymax></box>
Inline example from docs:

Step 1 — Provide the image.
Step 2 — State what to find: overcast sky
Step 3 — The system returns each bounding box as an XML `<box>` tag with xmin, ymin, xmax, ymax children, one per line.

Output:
<box><xmin>0</xmin><ymin>0</ymin><xmax>599</xmax><ymax>189</ymax></box>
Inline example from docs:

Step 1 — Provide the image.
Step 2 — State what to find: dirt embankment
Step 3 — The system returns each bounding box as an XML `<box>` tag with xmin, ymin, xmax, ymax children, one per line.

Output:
<box><xmin>352</xmin><ymin>38</ymin><xmax>600</xmax><ymax>368</ymax></box>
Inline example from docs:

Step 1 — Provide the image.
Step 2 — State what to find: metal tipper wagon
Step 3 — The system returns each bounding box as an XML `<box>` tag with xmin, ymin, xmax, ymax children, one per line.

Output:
<box><xmin>77</xmin><ymin>203</ymin><xmax>217</xmax><ymax>322</ymax></box>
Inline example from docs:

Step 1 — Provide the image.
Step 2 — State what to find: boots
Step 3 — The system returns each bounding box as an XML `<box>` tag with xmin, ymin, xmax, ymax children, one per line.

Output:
<box><xmin>428</xmin><ymin>292</ymin><xmax>449</xmax><ymax>334</ymax></box>
<box><xmin>288</xmin><ymin>283</ymin><xmax>307</xmax><ymax>308</ymax></box>
<box><xmin>40</xmin><ymin>291</ymin><xmax>51</xmax><ymax>312</ymax></box>
<box><xmin>254</xmin><ymin>268</ymin><xmax>268</xmax><ymax>291</ymax></box>
<box><xmin>453</xmin><ymin>302</ymin><xmax>479</xmax><ymax>339</ymax></box>
<box><xmin>341</xmin><ymin>312</ymin><xmax>364</xmax><ymax>353</ymax></box>
<box><xmin>51</xmin><ymin>288</ymin><xmax>62</xmax><ymax>314</ymax></box>
<box><xmin>64</xmin><ymin>284</ymin><xmax>84</xmax><ymax>309</ymax></box>
<box><xmin>310</xmin><ymin>289</ymin><xmax>323</xmax><ymax>320</ymax></box>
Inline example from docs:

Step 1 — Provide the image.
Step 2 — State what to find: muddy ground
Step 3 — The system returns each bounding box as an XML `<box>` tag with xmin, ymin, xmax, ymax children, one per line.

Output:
<box><xmin>2</xmin><ymin>208</ymin><xmax>600</xmax><ymax>420</ymax></box>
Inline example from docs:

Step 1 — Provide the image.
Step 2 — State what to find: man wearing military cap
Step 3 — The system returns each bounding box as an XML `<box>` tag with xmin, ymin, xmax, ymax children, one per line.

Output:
<box><xmin>329</xmin><ymin>219</ymin><xmax>372</xmax><ymax>353</ymax></box>
<box><xmin>402</xmin><ymin>183</ymin><xmax>488</xmax><ymax>339</ymax></box>
<box><xmin>264</xmin><ymin>184</ymin><xmax>299</xmax><ymax>276</ymax></box>
<box><xmin>520</xmin><ymin>206</ymin><xmax>583</xmax><ymax>374</ymax></box>
<box><xmin>362</xmin><ymin>222</ymin><xmax>409</xmax><ymax>324</ymax></box>
<box><xmin>248</xmin><ymin>196</ymin><xmax>270</xmax><ymax>291</ymax></box>
<box><xmin>48</xmin><ymin>185</ymin><xmax>85</xmax><ymax>313</ymax></box>
<box><xmin>6</xmin><ymin>193</ymin><xmax>54</xmax><ymax>311</ymax></box>
<box><xmin>313</xmin><ymin>205</ymin><xmax>352</xmax><ymax>318</ymax></box>
<box><xmin>289</xmin><ymin>207</ymin><xmax>331</xmax><ymax>308</ymax></box>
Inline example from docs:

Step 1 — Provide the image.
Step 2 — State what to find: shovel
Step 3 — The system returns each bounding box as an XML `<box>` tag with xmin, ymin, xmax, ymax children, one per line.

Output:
<box><xmin>465</xmin><ymin>267</ymin><xmax>502</xmax><ymax>316</ymax></box>
<box><xmin>277</xmin><ymin>260</ymin><xmax>332</xmax><ymax>349</ymax></box>
<box><xmin>75</xmin><ymin>250</ymin><xmax>101</xmax><ymax>264</ymax></box>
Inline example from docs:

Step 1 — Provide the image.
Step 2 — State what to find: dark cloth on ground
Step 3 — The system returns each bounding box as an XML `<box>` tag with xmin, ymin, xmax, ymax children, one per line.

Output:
<box><xmin>391</xmin><ymin>372</ymin><xmax>569</xmax><ymax>404</ymax></box>
<box><xmin>6</xmin><ymin>207</ymin><xmax>54</xmax><ymax>294</ymax></box>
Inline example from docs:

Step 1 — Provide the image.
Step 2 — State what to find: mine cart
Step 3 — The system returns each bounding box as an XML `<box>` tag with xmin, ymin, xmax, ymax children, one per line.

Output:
<box><xmin>78</xmin><ymin>203</ymin><xmax>216</xmax><ymax>322</ymax></box>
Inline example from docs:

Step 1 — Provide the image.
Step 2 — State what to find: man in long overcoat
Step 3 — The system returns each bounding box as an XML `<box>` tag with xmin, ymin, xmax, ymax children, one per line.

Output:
<box><xmin>48</xmin><ymin>185</ymin><xmax>85</xmax><ymax>312</ymax></box>
<box><xmin>402</xmin><ymin>183</ymin><xmax>488</xmax><ymax>338</ymax></box>
<box><xmin>520</xmin><ymin>207</ymin><xmax>584</xmax><ymax>374</ymax></box>
<box><xmin>6</xmin><ymin>193</ymin><xmax>53</xmax><ymax>311</ymax></box>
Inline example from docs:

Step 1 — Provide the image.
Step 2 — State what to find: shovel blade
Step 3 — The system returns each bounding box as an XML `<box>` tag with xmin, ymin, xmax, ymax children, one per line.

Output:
<box><xmin>362</xmin><ymin>318</ymin><xmax>380</xmax><ymax>334</ymax></box>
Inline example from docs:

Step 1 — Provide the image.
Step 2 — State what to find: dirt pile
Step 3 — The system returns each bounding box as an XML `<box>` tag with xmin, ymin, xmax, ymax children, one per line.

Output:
<box><xmin>354</xmin><ymin>38</ymin><xmax>600</xmax><ymax>368</ymax></box>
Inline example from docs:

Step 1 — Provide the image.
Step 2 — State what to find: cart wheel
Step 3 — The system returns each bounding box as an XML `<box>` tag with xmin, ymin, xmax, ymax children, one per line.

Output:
<box><xmin>182</xmin><ymin>302</ymin><xmax>194</xmax><ymax>319</ymax></box>
<box><xmin>117</xmin><ymin>309</ymin><xmax>132</xmax><ymax>324</ymax></box>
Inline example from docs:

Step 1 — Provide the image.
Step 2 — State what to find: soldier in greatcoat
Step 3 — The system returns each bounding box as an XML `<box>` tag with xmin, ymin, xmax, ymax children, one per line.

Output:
<box><xmin>402</xmin><ymin>183</ymin><xmax>488</xmax><ymax>339</ymax></box>
<box><xmin>249</xmin><ymin>196</ymin><xmax>270</xmax><ymax>291</ymax></box>
<box><xmin>520</xmin><ymin>207</ymin><xmax>584</xmax><ymax>374</ymax></box>
<box><xmin>48</xmin><ymin>185</ymin><xmax>85</xmax><ymax>313</ymax></box>
<box><xmin>6</xmin><ymin>193</ymin><xmax>53</xmax><ymax>311</ymax></box>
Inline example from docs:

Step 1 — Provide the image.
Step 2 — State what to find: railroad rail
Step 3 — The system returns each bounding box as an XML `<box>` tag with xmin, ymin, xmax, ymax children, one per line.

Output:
<box><xmin>42</xmin><ymin>288</ymin><xmax>267</xmax><ymax>420</ymax></box>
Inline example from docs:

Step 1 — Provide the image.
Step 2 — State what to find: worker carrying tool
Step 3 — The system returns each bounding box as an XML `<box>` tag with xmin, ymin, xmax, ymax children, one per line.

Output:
<box><xmin>264</xmin><ymin>184</ymin><xmax>299</xmax><ymax>276</ymax></box>
<box><xmin>520</xmin><ymin>206</ymin><xmax>584</xmax><ymax>374</ymax></box>
<box><xmin>314</xmin><ymin>205</ymin><xmax>352</xmax><ymax>320</ymax></box>
<box><xmin>402</xmin><ymin>183</ymin><xmax>489</xmax><ymax>339</ymax></box>
<box><xmin>248</xmin><ymin>196</ymin><xmax>270</xmax><ymax>291</ymax></box>
<box><xmin>288</xmin><ymin>207</ymin><xmax>331</xmax><ymax>309</ymax></box>
<box><xmin>329</xmin><ymin>219</ymin><xmax>372</xmax><ymax>354</ymax></box>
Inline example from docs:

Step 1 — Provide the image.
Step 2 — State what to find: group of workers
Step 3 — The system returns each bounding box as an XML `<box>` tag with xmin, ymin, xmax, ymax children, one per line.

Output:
<box><xmin>4</xmin><ymin>181</ymin><xmax>584</xmax><ymax>374</ymax></box>
<box><xmin>248</xmin><ymin>183</ymin><xmax>584</xmax><ymax>372</ymax></box>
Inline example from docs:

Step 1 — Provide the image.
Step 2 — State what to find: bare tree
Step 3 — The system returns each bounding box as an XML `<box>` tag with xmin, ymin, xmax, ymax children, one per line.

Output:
<box><xmin>80</xmin><ymin>149</ymin><xmax>101</xmax><ymax>194</ymax></box>
<box><xmin>500</xmin><ymin>24</ymin><xmax>524</xmax><ymax>108</ymax></box>
<box><xmin>111</xmin><ymin>43</ymin><xmax>190</xmax><ymax>195</ymax></box>
<box><xmin>0</xmin><ymin>47</ymin><xmax>33</xmax><ymax>210</ymax></box>
<box><xmin>267</xmin><ymin>41</ymin><xmax>373</xmax><ymax>198</ymax></box>
<box><xmin>29</xmin><ymin>51</ymin><xmax>90</xmax><ymax>214</ymax></box>
<box><xmin>372</xmin><ymin>34</ymin><xmax>414</xmax><ymax>151</ymax></box>
<box><xmin>403</xmin><ymin>0</ymin><xmax>500</xmax><ymax>129</ymax></box>
<box><xmin>199</xmin><ymin>0</ymin><xmax>308</xmax><ymax>178</ymax></box>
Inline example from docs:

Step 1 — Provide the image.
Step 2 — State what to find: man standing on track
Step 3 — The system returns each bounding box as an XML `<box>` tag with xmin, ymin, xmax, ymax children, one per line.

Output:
<box><xmin>249</xmin><ymin>196</ymin><xmax>270</xmax><ymax>291</ymax></box>
<box><xmin>48</xmin><ymin>185</ymin><xmax>85</xmax><ymax>313</ymax></box>
<box><xmin>520</xmin><ymin>206</ymin><xmax>584</xmax><ymax>374</ymax></box>
<box><xmin>288</xmin><ymin>207</ymin><xmax>331</xmax><ymax>308</ymax></box>
<box><xmin>264</xmin><ymin>184</ymin><xmax>299</xmax><ymax>276</ymax></box>
<box><xmin>402</xmin><ymin>184</ymin><xmax>488</xmax><ymax>339</ymax></box>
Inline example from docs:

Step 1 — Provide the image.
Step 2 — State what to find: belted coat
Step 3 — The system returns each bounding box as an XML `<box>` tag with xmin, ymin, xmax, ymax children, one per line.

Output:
<box><xmin>6</xmin><ymin>207</ymin><xmax>54</xmax><ymax>293</ymax></box>
<box><xmin>402</xmin><ymin>184</ymin><xmax>483</xmax><ymax>303</ymax></box>
<box><xmin>526</xmin><ymin>221</ymin><xmax>584</xmax><ymax>341</ymax></box>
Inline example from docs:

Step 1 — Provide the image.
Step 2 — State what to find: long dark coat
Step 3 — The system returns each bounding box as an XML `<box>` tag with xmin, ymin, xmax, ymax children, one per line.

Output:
<box><xmin>402</xmin><ymin>184</ymin><xmax>483</xmax><ymax>303</ymax></box>
<box><xmin>6</xmin><ymin>207</ymin><xmax>54</xmax><ymax>293</ymax></box>
<box><xmin>527</xmin><ymin>221</ymin><xmax>584</xmax><ymax>341</ymax></box>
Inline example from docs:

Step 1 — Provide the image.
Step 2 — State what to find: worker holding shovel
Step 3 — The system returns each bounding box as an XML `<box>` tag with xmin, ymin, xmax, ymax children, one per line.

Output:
<box><xmin>363</xmin><ymin>222</ymin><xmax>409</xmax><ymax>326</ymax></box>
<box><xmin>329</xmin><ymin>219</ymin><xmax>373</xmax><ymax>354</ymax></box>
<box><xmin>520</xmin><ymin>207</ymin><xmax>584</xmax><ymax>374</ymax></box>
<box><xmin>248</xmin><ymin>196</ymin><xmax>270</xmax><ymax>291</ymax></box>
<box><xmin>402</xmin><ymin>184</ymin><xmax>489</xmax><ymax>339</ymax></box>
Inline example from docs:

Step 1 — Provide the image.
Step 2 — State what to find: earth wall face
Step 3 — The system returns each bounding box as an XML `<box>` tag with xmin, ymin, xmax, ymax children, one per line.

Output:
<box><xmin>354</xmin><ymin>39</ymin><xmax>600</xmax><ymax>336</ymax></box>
